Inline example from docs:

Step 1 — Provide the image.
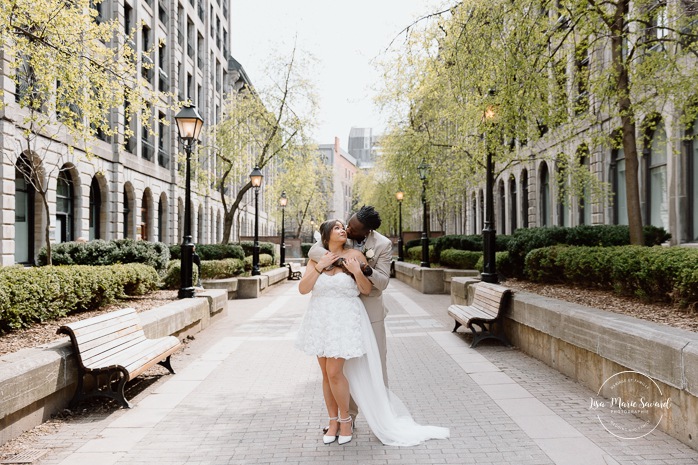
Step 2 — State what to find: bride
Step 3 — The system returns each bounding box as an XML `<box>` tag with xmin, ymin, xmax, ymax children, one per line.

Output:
<box><xmin>295</xmin><ymin>219</ymin><xmax>449</xmax><ymax>446</ymax></box>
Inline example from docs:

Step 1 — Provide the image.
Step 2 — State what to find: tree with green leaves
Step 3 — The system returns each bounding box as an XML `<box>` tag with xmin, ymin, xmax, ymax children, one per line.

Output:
<box><xmin>1</xmin><ymin>0</ymin><xmax>172</xmax><ymax>263</ymax></box>
<box><xmin>208</xmin><ymin>46</ymin><xmax>318</xmax><ymax>244</ymax></box>
<box><xmin>377</xmin><ymin>0</ymin><xmax>698</xmax><ymax>244</ymax></box>
<box><xmin>265</xmin><ymin>147</ymin><xmax>331</xmax><ymax>239</ymax></box>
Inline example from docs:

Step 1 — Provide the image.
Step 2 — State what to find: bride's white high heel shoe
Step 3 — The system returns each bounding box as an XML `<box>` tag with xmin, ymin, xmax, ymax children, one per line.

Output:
<box><xmin>337</xmin><ymin>416</ymin><xmax>353</xmax><ymax>445</ymax></box>
<box><xmin>322</xmin><ymin>417</ymin><xmax>339</xmax><ymax>444</ymax></box>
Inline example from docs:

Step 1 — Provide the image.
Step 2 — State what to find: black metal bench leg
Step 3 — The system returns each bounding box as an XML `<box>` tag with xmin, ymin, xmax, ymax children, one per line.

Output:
<box><xmin>452</xmin><ymin>320</ymin><xmax>462</xmax><ymax>332</ymax></box>
<box><xmin>69</xmin><ymin>372</ymin><xmax>86</xmax><ymax>409</ymax></box>
<box><xmin>158</xmin><ymin>355</ymin><xmax>176</xmax><ymax>375</ymax></box>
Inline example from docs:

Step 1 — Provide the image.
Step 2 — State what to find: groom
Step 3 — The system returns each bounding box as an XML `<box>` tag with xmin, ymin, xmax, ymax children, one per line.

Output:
<box><xmin>308</xmin><ymin>206</ymin><xmax>393</xmax><ymax>415</ymax></box>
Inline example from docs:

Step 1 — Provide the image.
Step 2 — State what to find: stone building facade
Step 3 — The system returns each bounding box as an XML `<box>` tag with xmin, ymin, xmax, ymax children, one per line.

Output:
<box><xmin>1</xmin><ymin>0</ymin><xmax>276</xmax><ymax>266</ymax></box>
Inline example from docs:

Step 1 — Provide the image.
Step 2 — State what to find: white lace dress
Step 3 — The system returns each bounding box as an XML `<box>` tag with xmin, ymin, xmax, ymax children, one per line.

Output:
<box><xmin>295</xmin><ymin>272</ymin><xmax>365</xmax><ymax>359</ymax></box>
<box><xmin>295</xmin><ymin>271</ymin><xmax>450</xmax><ymax>447</ymax></box>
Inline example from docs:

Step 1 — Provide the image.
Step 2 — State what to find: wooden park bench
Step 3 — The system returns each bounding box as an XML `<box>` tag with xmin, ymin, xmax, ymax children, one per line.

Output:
<box><xmin>57</xmin><ymin>307</ymin><xmax>181</xmax><ymax>409</ymax></box>
<box><xmin>448</xmin><ymin>281</ymin><xmax>512</xmax><ymax>348</ymax></box>
<box><xmin>287</xmin><ymin>262</ymin><xmax>303</xmax><ymax>280</ymax></box>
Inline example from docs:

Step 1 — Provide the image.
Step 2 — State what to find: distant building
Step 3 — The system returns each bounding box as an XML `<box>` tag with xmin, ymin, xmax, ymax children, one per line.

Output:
<box><xmin>318</xmin><ymin>138</ymin><xmax>358</xmax><ymax>222</ymax></box>
<box><xmin>347</xmin><ymin>127</ymin><xmax>382</xmax><ymax>168</ymax></box>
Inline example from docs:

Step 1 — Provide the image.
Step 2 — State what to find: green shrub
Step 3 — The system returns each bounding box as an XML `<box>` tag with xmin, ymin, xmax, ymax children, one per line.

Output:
<box><xmin>506</xmin><ymin>225</ymin><xmax>671</xmax><ymax>277</ymax></box>
<box><xmin>38</xmin><ymin>239</ymin><xmax>170</xmax><ymax>274</ymax></box>
<box><xmin>199</xmin><ymin>258</ymin><xmax>245</xmax><ymax>279</ymax></box>
<box><xmin>525</xmin><ymin>245</ymin><xmax>698</xmax><ymax>306</ymax></box>
<box><xmin>239</xmin><ymin>241</ymin><xmax>275</xmax><ymax>259</ymax></box>
<box><xmin>162</xmin><ymin>259</ymin><xmax>200</xmax><ymax>290</ymax></box>
<box><xmin>169</xmin><ymin>243</ymin><xmax>244</xmax><ymax>261</ymax></box>
<box><xmin>301</xmin><ymin>243</ymin><xmax>313</xmax><ymax>258</ymax></box>
<box><xmin>243</xmin><ymin>253</ymin><xmax>274</xmax><ymax>271</ymax></box>
<box><xmin>474</xmin><ymin>251</ymin><xmax>512</xmax><ymax>278</ymax></box>
<box><xmin>439</xmin><ymin>249</ymin><xmax>482</xmax><ymax>269</ymax></box>
<box><xmin>405</xmin><ymin>245</ymin><xmax>436</xmax><ymax>263</ymax></box>
<box><xmin>433</xmin><ymin>234</ymin><xmax>511</xmax><ymax>261</ymax></box>
<box><xmin>0</xmin><ymin>264</ymin><xmax>159</xmax><ymax>333</ymax></box>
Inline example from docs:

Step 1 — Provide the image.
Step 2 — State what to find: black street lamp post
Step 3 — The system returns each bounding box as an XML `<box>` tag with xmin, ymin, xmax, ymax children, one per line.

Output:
<box><xmin>481</xmin><ymin>100</ymin><xmax>498</xmax><ymax>284</ymax></box>
<box><xmin>249</xmin><ymin>166</ymin><xmax>263</xmax><ymax>276</ymax></box>
<box><xmin>395</xmin><ymin>191</ymin><xmax>404</xmax><ymax>261</ymax></box>
<box><xmin>417</xmin><ymin>159</ymin><xmax>430</xmax><ymax>268</ymax></box>
<box><xmin>279</xmin><ymin>191</ymin><xmax>287</xmax><ymax>267</ymax></box>
<box><xmin>174</xmin><ymin>104</ymin><xmax>204</xmax><ymax>299</ymax></box>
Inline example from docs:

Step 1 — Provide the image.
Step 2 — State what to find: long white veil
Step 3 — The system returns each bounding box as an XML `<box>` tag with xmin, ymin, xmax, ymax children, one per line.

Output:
<box><xmin>344</xmin><ymin>308</ymin><xmax>450</xmax><ymax>446</ymax></box>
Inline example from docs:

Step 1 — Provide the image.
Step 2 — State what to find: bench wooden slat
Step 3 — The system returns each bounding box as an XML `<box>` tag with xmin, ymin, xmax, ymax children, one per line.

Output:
<box><xmin>69</xmin><ymin>313</ymin><xmax>142</xmax><ymax>340</ymax></box>
<box><xmin>57</xmin><ymin>307</ymin><xmax>181</xmax><ymax>409</ymax></box>
<box><xmin>82</xmin><ymin>333</ymin><xmax>150</xmax><ymax>368</ymax></box>
<box><xmin>448</xmin><ymin>282</ymin><xmax>512</xmax><ymax>348</ymax></box>
<box><xmin>63</xmin><ymin>308</ymin><xmax>136</xmax><ymax>331</ymax></box>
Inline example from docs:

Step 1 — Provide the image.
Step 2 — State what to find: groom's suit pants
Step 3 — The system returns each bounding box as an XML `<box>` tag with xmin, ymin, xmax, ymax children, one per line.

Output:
<box><xmin>350</xmin><ymin>293</ymin><xmax>388</xmax><ymax>417</ymax></box>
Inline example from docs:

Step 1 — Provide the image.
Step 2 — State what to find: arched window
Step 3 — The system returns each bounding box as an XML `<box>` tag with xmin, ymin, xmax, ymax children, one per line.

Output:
<box><xmin>197</xmin><ymin>204</ymin><xmax>204</xmax><ymax>243</ymax></box>
<box><xmin>521</xmin><ymin>169</ymin><xmax>529</xmax><ymax>228</ymax></box>
<box><xmin>647</xmin><ymin>122</ymin><xmax>668</xmax><ymax>229</ymax></box>
<box><xmin>556</xmin><ymin>155</ymin><xmax>569</xmax><ymax>227</ymax></box>
<box><xmin>611</xmin><ymin>146</ymin><xmax>628</xmax><ymax>225</ymax></box>
<box><xmin>123</xmin><ymin>188</ymin><xmax>131</xmax><ymax>239</ymax></box>
<box><xmin>56</xmin><ymin>170</ymin><xmax>74</xmax><ymax>242</ymax></box>
<box><xmin>509</xmin><ymin>175</ymin><xmax>517</xmax><ymax>234</ymax></box>
<box><xmin>14</xmin><ymin>157</ymin><xmax>35</xmax><ymax>263</ymax></box>
<box><xmin>471</xmin><ymin>193</ymin><xmax>477</xmax><ymax>234</ymax></box>
<box><xmin>158</xmin><ymin>194</ymin><xmax>167</xmax><ymax>243</ymax></box>
<box><xmin>498</xmin><ymin>179</ymin><xmax>506</xmax><ymax>233</ymax></box>
<box><xmin>478</xmin><ymin>189</ymin><xmax>484</xmax><ymax>233</ymax></box>
<box><xmin>690</xmin><ymin>119</ymin><xmax>698</xmax><ymax>241</ymax></box>
<box><xmin>89</xmin><ymin>177</ymin><xmax>101</xmax><ymax>240</ymax></box>
<box><xmin>579</xmin><ymin>149</ymin><xmax>592</xmax><ymax>225</ymax></box>
<box><xmin>540</xmin><ymin>163</ymin><xmax>551</xmax><ymax>227</ymax></box>
<box><xmin>141</xmin><ymin>193</ymin><xmax>150</xmax><ymax>241</ymax></box>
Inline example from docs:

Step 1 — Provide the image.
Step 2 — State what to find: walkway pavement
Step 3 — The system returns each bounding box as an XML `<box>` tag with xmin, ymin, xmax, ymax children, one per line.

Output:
<box><xmin>23</xmin><ymin>277</ymin><xmax>698</xmax><ymax>464</ymax></box>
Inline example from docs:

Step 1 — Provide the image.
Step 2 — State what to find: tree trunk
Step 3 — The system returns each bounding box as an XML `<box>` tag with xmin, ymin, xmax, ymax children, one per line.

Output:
<box><xmin>611</xmin><ymin>2</ymin><xmax>644</xmax><ymax>245</ymax></box>
<box><xmin>220</xmin><ymin>182</ymin><xmax>253</xmax><ymax>244</ymax></box>
<box><xmin>40</xmin><ymin>190</ymin><xmax>52</xmax><ymax>265</ymax></box>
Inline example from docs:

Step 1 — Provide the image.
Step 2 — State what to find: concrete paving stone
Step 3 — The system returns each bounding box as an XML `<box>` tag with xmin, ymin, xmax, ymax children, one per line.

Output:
<box><xmin>22</xmin><ymin>279</ymin><xmax>698</xmax><ymax>465</ymax></box>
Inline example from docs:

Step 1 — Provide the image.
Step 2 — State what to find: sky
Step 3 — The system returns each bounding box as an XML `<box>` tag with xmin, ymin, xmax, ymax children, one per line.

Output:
<box><xmin>230</xmin><ymin>0</ymin><xmax>442</xmax><ymax>147</ymax></box>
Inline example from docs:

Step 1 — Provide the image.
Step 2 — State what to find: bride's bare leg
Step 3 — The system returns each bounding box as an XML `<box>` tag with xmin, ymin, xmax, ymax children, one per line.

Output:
<box><xmin>318</xmin><ymin>357</ymin><xmax>339</xmax><ymax>435</ymax></box>
<box><xmin>324</xmin><ymin>358</ymin><xmax>352</xmax><ymax>437</ymax></box>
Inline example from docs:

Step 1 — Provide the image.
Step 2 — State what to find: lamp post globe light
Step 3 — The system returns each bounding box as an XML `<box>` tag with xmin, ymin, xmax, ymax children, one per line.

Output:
<box><xmin>249</xmin><ymin>166</ymin><xmax>264</xmax><ymax>276</ymax></box>
<box><xmin>417</xmin><ymin>158</ymin><xmax>430</xmax><ymax>268</ymax></box>
<box><xmin>395</xmin><ymin>191</ymin><xmax>404</xmax><ymax>261</ymax></box>
<box><xmin>279</xmin><ymin>191</ymin><xmax>287</xmax><ymax>267</ymax></box>
<box><xmin>481</xmin><ymin>94</ymin><xmax>498</xmax><ymax>284</ymax></box>
<box><xmin>174</xmin><ymin>104</ymin><xmax>204</xmax><ymax>299</ymax></box>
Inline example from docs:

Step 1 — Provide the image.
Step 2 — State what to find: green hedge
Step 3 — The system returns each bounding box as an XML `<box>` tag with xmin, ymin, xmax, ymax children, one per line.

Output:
<box><xmin>169</xmin><ymin>243</ymin><xmax>244</xmax><ymax>261</ymax></box>
<box><xmin>0</xmin><ymin>264</ymin><xmax>159</xmax><ymax>333</ymax></box>
<box><xmin>474</xmin><ymin>251</ymin><xmax>514</xmax><ymax>278</ymax></box>
<box><xmin>162</xmin><ymin>259</ymin><xmax>200</xmax><ymax>290</ymax></box>
<box><xmin>405</xmin><ymin>245</ymin><xmax>436</xmax><ymax>263</ymax></box>
<box><xmin>301</xmin><ymin>243</ymin><xmax>313</xmax><ymax>258</ymax></box>
<box><xmin>439</xmin><ymin>249</ymin><xmax>482</xmax><ymax>269</ymax></box>
<box><xmin>200</xmin><ymin>258</ymin><xmax>245</xmax><ymax>279</ymax></box>
<box><xmin>243</xmin><ymin>253</ymin><xmax>274</xmax><ymax>271</ymax></box>
<box><xmin>38</xmin><ymin>239</ymin><xmax>170</xmax><ymax>274</ymax></box>
<box><xmin>507</xmin><ymin>225</ymin><xmax>671</xmax><ymax>277</ymax></box>
<box><xmin>433</xmin><ymin>234</ymin><xmax>511</xmax><ymax>260</ymax></box>
<box><xmin>525</xmin><ymin>245</ymin><xmax>698</xmax><ymax>306</ymax></box>
<box><xmin>239</xmin><ymin>241</ymin><xmax>275</xmax><ymax>259</ymax></box>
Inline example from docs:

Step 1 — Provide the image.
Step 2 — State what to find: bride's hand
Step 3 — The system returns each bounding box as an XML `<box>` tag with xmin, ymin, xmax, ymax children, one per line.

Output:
<box><xmin>316</xmin><ymin>252</ymin><xmax>339</xmax><ymax>270</ymax></box>
<box><xmin>342</xmin><ymin>257</ymin><xmax>362</xmax><ymax>275</ymax></box>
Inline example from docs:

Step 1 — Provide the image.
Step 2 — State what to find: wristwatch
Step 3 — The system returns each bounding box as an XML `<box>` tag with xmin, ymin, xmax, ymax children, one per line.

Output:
<box><xmin>362</xmin><ymin>265</ymin><xmax>373</xmax><ymax>277</ymax></box>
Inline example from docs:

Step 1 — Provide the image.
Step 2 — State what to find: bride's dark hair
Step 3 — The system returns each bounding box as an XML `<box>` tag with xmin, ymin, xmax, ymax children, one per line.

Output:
<box><xmin>319</xmin><ymin>219</ymin><xmax>344</xmax><ymax>249</ymax></box>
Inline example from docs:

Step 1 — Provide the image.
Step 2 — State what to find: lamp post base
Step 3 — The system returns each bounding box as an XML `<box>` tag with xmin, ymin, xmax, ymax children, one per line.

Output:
<box><xmin>178</xmin><ymin>287</ymin><xmax>196</xmax><ymax>298</ymax></box>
